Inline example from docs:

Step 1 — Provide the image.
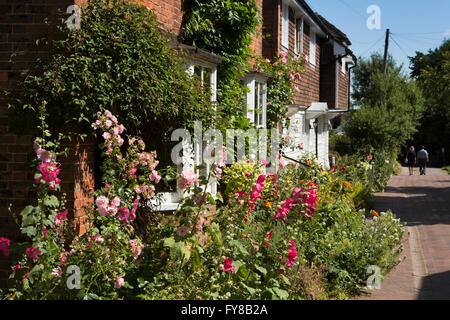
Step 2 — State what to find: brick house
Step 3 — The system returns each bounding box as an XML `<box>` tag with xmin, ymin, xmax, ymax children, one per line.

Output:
<box><xmin>0</xmin><ymin>0</ymin><xmax>355</xmax><ymax>286</ymax></box>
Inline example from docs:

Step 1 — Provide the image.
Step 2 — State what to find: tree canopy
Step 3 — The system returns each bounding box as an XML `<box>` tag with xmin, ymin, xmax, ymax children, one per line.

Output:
<box><xmin>409</xmin><ymin>39</ymin><xmax>450</xmax><ymax>155</ymax></box>
<box><xmin>344</xmin><ymin>53</ymin><xmax>424</xmax><ymax>156</ymax></box>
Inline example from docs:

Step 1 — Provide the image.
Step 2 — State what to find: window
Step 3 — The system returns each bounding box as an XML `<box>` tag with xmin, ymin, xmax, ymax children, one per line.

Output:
<box><xmin>194</xmin><ymin>65</ymin><xmax>212</xmax><ymax>94</ymax></box>
<box><xmin>281</xmin><ymin>1</ymin><xmax>289</xmax><ymax>50</ymax></box>
<box><xmin>309</xmin><ymin>29</ymin><xmax>316</xmax><ymax>66</ymax></box>
<box><xmin>295</xmin><ymin>17</ymin><xmax>304</xmax><ymax>54</ymax></box>
<box><xmin>341</xmin><ymin>57</ymin><xmax>346</xmax><ymax>74</ymax></box>
<box><xmin>186</xmin><ymin>62</ymin><xmax>217</xmax><ymax>101</ymax></box>
<box><xmin>245</xmin><ymin>77</ymin><xmax>267</xmax><ymax>128</ymax></box>
<box><xmin>254</xmin><ymin>81</ymin><xmax>265</xmax><ymax>127</ymax></box>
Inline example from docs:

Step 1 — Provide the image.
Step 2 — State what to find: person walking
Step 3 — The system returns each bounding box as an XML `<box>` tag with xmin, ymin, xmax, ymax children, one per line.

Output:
<box><xmin>406</xmin><ymin>146</ymin><xmax>416</xmax><ymax>176</ymax></box>
<box><xmin>417</xmin><ymin>145</ymin><xmax>429</xmax><ymax>175</ymax></box>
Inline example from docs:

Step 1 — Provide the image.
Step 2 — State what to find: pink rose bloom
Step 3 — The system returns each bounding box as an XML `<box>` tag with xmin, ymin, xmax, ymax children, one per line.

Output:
<box><xmin>277</xmin><ymin>72</ymin><xmax>282</xmax><ymax>77</ymax></box>
<box><xmin>281</xmin><ymin>57</ymin><xmax>287</xmax><ymax>63</ymax></box>
<box><xmin>114</xmin><ymin>277</ymin><xmax>124</xmax><ymax>289</ymax></box>
<box><xmin>134</xmin><ymin>185</ymin><xmax>141</xmax><ymax>194</ymax></box>
<box><xmin>149</xmin><ymin>170</ymin><xmax>161</xmax><ymax>183</ymax></box>
<box><xmin>260</xmin><ymin>159</ymin><xmax>269</xmax><ymax>166</ymax></box>
<box><xmin>0</xmin><ymin>237</ymin><xmax>10</xmax><ymax>257</ymax></box>
<box><xmin>13</xmin><ymin>264</ymin><xmax>21</xmax><ymax>271</ymax></box>
<box><xmin>106</xmin><ymin>148</ymin><xmax>113</xmax><ymax>154</ymax></box>
<box><xmin>214</xmin><ymin>166</ymin><xmax>222</xmax><ymax>180</ymax></box>
<box><xmin>118</xmin><ymin>124</ymin><xmax>124</xmax><ymax>134</ymax></box>
<box><xmin>245</xmin><ymin>172</ymin><xmax>251</xmax><ymax>178</ymax></box>
<box><xmin>110</xmin><ymin>115</ymin><xmax>118</xmax><ymax>124</ymax></box>
<box><xmin>129</xmin><ymin>137</ymin><xmax>136</xmax><ymax>145</ymax></box>
<box><xmin>280</xmin><ymin>159</ymin><xmax>286</xmax><ymax>169</ymax></box>
<box><xmin>222</xmin><ymin>258</ymin><xmax>235</xmax><ymax>273</ymax></box>
<box><xmin>26</xmin><ymin>247</ymin><xmax>41</xmax><ymax>260</ymax></box>
<box><xmin>105</xmin><ymin>110</ymin><xmax>113</xmax><ymax>118</ymax></box>
<box><xmin>284</xmin><ymin>135</ymin><xmax>291</xmax><ymax>145</ymax></box>
<box><xmin>95</xmin><ymin>195</ymin><xmax>109</xmax><ymax>208</ymax></box>
<box><xmin>116</xmin><ymin>136</ymin><xmax>124</xmax><ymax>146</ymax></box>
<box><xmin>177</xmin><ymin>171</ymin><xmax>199</xmax><ymax>190</ymax></box>
<box><xmin>111</xmin><ymin>196</ymin><xmax>121</xmax><ymax>208</ymax></box>
<box><xmin>102</xmin><ymin>132</ymin><xmax>111</xmax><ymax>140</ymax></box>
<box><xmin>273</xmin><ymin>61</ymin><xmax>279</xmax><ymax>66</ymax></box>
<box><xmin>280</xmin><ymin>51</ymin><xmax>287</xmax><ymax>58</ymax></box>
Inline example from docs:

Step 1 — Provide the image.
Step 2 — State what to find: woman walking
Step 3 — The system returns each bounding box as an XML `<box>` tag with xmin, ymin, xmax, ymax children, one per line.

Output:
<box><xmin>406</xmin><ymin>146</ymin><xmax>416</xmax><ymax>176</ymax></box>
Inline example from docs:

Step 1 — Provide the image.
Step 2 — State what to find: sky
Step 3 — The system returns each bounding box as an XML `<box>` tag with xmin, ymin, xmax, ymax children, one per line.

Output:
<box><xmin>306</xmin><ymin>0</ymin><xmax>450</xmax><ymax>75</ymax></box>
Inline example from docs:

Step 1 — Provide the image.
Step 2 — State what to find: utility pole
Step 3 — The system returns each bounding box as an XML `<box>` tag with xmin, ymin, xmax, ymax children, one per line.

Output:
<box><xmin>382</xmin><ymin>28</ymin><xmax>390</xmax><ymax>75</ymax></box>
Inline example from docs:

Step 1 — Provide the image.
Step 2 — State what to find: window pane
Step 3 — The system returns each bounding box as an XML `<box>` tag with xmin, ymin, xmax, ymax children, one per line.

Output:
<box><xmin>194</xmin><ymin>65</ymin><xmax>201</xmax><ymax>79</ymax></box>
<box><xmin>203</xmin><ymin>67</ymin><xmax>211</xmax><ymax>93</ymax></box>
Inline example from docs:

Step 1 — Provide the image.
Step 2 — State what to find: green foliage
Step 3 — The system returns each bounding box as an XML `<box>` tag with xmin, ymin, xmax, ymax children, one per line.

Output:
<box><xmin>181</xmin><ymin>0</ymin><xmax>260</xmax><ymax>131</ymax></box>
<box><xmin>8</xmin><ymin>0</ymin><xmax>214</xmax><ymax>166</ymax></box>
<box><xmin>253</xmin><ymin>53</ymin><xmax>306</xmax><ymax>128</ymax></box>
<box><xmin>409</xmin><ymin>39</ymin><xmax>450</xmax><ymax>153</ymax></box>
<box><xmin>221</xmin><ymin>160</ymin><xmax>264</xmax><ymax>197</ymax></box>
<box><xmin>346</xmin><ymin>53</ymin><xmax>424</xmax><ymax>154</ymax></box>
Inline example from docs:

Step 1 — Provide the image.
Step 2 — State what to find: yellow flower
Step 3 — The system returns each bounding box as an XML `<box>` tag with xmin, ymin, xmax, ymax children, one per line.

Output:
<box><xmin>370</xmin><ymin>209</ymin><xmax>379</xmax><ymax>217</ymax></box>
<box><xmin>265</xmin><ymin>202</ymin><xmax>272</xmax><ymax>209</ymax></box>
<box><xmin>299</xmin><ymin>179</ymin><xmax>306</xmax><ymax>185</ymax></box>
<box><xmin>343</xmin><ymin>181</ymin><xmax>352</xmax><ymax>188</ymax></box>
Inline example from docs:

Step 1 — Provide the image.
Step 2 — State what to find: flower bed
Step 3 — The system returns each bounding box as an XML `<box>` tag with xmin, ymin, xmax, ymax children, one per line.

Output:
<box><xmin>0</xmin><ymin>112</ymin><xmax>405</xmax><ymax>300</ymax></box>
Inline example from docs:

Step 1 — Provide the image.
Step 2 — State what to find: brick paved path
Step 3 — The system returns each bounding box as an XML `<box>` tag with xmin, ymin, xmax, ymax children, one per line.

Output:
<box><xmin>358</xmin><ymin>167</ymin><xmax>450</xmax><ymax>300</ymax></box>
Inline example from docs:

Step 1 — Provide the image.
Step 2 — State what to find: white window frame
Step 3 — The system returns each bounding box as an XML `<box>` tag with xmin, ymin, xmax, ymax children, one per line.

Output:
<box><xmin>295</xmin><ymin>16</ymin><xmax>304</xmax><ymax>55</ymax></box>
<box><xmin>281</xmin><ymin>0</ymin><xmax>289</xmax><ymax>51</ymax></box>
<box><xmin>246</xmin><ymin>76</ymin><xmax>267</xmax><ymax>129</ymax></box>
<box><xmin>309</xmin><ymin>28</ymin><xmax>316</xmax><ymax>67</ymax></box>
<box><xmin>185</xmin><ymin>60</ymin><xmax>217</xmax><ymax>102</ymax></box>
<box><xmin>341</xmin><ymin>58</ymin><xmax>346</xmax><ymax>74</ymax></box>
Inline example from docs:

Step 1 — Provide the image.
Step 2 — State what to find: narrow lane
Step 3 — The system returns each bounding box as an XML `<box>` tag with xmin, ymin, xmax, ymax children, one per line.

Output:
<box><xmin>358</xmin><ymin>167</ymin><xmax>450</xmax><ymax>300</ymax></box>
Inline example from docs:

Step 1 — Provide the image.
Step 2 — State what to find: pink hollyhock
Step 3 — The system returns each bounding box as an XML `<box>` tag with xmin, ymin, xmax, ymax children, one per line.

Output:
<box><xmin>13</xmin><ymin>264</ymin><xmax>21</xmax><ymax>271</ymax></box>
<box><xmin>117</xmin><ymin>207</ymin><xmax>130</xmax><ymax>223</ymax></box>
<box><xmin>214</xmin><ymin>166</ymin><xmax>222</xmax><ymax>179</ymax></box>
<box><xmin>37</xmin><ymin>162</ymin><xmax>61</xmax><ymax>185</ymax></box>
<box><xmin>281</xmin><ymin>57</ymin><xmax>287</xmax><ymax>63</ymax></box>
<box><xmin>259</xmin><ymin>159</ymin><xmax>269</xmax><ymax>166</ymax></box>
<box><xmin>54</xmin><ymin>209</ymin><xmax>68</xmax><ymax>226</ymax></box>
<box><xmin>264</xmin><ymin>231</ymin><xmax>273</xmax><ymax>246</ymax></box>
<box><xmin>280</xmin><ymin>51</ymin><xmax>287</xmax><ymax>58</ymax></box>
<box><xmin>222</xmin><ymin>258</ymin><xmax>235</xmax><ymax>273</ymax></box>
<box><xmin>286</xmin><ymin>240</ymin><xmax>298</xmax><ymax>267</ymax></box>
<box><xmin>195</xmin><ymin>215</ymin><xmax>206</xmax><ymax>232</ymax></box>
<box><xmin>176</xmin><ymin>225</ymin><xmax>189</xmax><ymax>237</ymax></box>
<box><xmin>114</xmin><ymin>277</ymin><xmax>124</xmax><ymax>289</ymax></box>
<box><xmin>0</xmin><ymin>237</ymin><xmax>10</xmax><ymax>257</ymax></box>
<box><xmin>273</xmin><ymin>61</ymin><xmax>279</xmax><ymax>66</ymax></box>
<box><xmin>26</xmin><ymin>247</ymin><xmax>41</xmax><ymax>260</ymax></box>
<box><xmin>245</xmin><ymin>172</ymin><xmax>251</xmax><ymax>178</ymax></box>
<box><xmin>177</xmin><ymin>171</ymin><xmax>199</xmax><ymax>190</ymax></box>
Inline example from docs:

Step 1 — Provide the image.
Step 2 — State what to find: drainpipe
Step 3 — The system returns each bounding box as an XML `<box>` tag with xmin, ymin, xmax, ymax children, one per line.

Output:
<box><xmin>314</xmin><ymin>118</ymin><xmax>319</xmax><ymax>158</ymax></box>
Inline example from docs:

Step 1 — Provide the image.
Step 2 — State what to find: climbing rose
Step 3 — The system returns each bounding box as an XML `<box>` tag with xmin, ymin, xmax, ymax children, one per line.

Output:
<box><xmin>222</xmin><ymin>258</ymin><xmax>235</xmax><ymax>273</ymax></box>
<box><xmin>177</xmin><ymin>171</ymin><xmax>199</xmax><ymax>190</ymax></box>
<box><xmin>114</xmin><ymin>277</ymin><xmax>124</xmax><ymax>289</ymax></box>
<box><xmin>0</xmin><ymin>237</ymin><xmax>10</xmax><ymax>257</ymax></box>
<box><xmin>149</xmin><ymin>170</ymin><xmax>161</xmax><ymax>183</ymax></box>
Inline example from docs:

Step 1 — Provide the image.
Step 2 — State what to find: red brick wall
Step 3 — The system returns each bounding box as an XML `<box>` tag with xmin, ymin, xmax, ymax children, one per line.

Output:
<box><xmin>262</xmin><ymin>0</ymin><xmax>280</xmax><ymax>59</ymax></box>
<box><xmin>136</xmin><ymin>0</ymin><xmax>183</xmax><ymax>36</ymax></box>
<box><xmin>250</xmin><ymin>0</ymin><xmax>263</xmax><ymax>56</ymax></box>
<box><xmin>0</xmin><ymin>0</ymin><xmax>97</xmax><ymax>288</ymax></box>
<box><xmin>320</xmin><ymin>41</ymin><xmax>336</xmax><ymax>109</ymax></box>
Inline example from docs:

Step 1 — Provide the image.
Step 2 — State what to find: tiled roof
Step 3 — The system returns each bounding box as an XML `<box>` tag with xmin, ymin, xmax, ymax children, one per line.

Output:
<box><xmin>316</xmin><ymin>14</ymin><xmax>352</xmax><ymax>46</ymax></box>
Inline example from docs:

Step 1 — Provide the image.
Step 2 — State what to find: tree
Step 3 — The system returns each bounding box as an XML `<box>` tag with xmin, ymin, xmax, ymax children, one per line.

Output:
<box><xmin>409</xmin><ymin>40</ymin><xmax>450</xmax><ymax>158</ymax></box>
<box><xmin>345</xmin><ymin>53</ymin><xmax>424</xmax><ymax>157</ymax></box>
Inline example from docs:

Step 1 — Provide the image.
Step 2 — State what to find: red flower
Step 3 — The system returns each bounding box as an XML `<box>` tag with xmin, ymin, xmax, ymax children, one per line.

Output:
<box><xmin>0</xmin><ymin>237</ymin><xmax>10</xmax><ymax>257</ymax></box>
<box><xmin>222</xmin><ymin>258</ymin><xmax>235</xmax><ymax>273</ymax></box>
<box><xmin>264</xmin><ymin>231</ymin><xmax>273</xmax><ymax>246</ymax></box>
<box><xmin>26</xmin><ymin>247</ymin><xmax>41</xmax><ymax>260</ymax></box>
<box><xmin>285</xmin><ymin>240</ymin><xmax>298</xmax><ymax>267</ymax></box>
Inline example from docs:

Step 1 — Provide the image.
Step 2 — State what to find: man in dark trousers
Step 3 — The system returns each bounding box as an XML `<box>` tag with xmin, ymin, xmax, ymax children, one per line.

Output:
<box><xmin>417</xmin><ymin>145</ymin><xmax>429</xmax><ymax>175</ymax></box>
